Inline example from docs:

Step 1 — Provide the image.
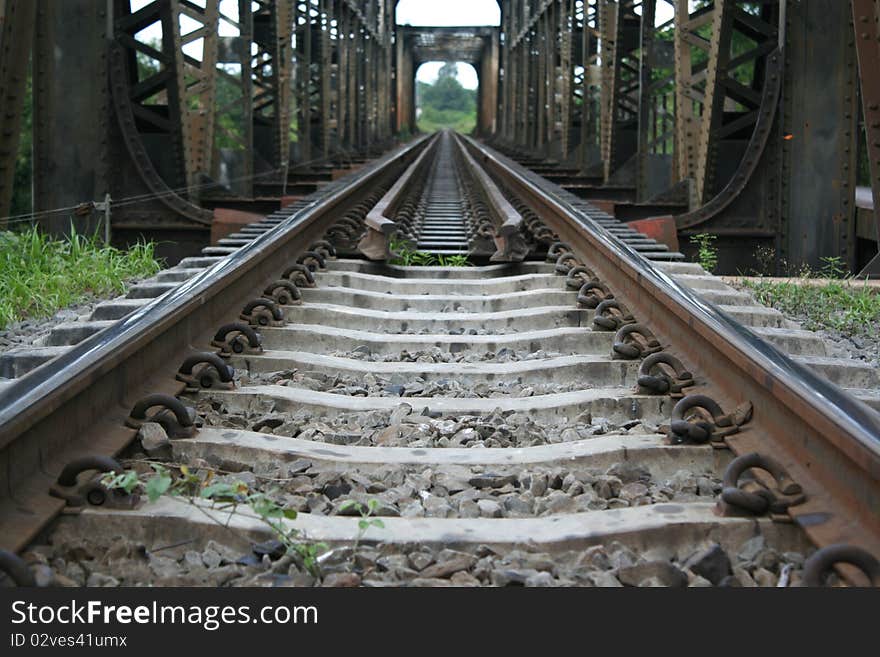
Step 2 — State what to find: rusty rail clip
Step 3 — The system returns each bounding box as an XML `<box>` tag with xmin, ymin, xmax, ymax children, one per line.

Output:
<box><xmin>565</xmin><ymin>265</ymin><xmax>597</xmax><ymax>289</ymax></box>
<box><xmin>718</xmin><ymin>452</ymin><xmax>805</xmax><ymax>519</ymax></box>
<box><xmin>240</xmin><ymin>298</ymin><xmax>285</xmax><ymax>327</ymax></box>
<box><xmin>802</xmin><ymin>544</ymin><xmax>880</xmax><ymax>587</ymax></box>
<box><xmin>264</xmin><ymin>280</ymin><xmax>302</xmax><ymax>305</ymax></box>
<box><xmin>309</xmin><ymin>240</ymin><xmax>337</xmax><ymax>260</ymax></box>
<box><xmin>577</xmin><ymin>281</ymin><xmax>613</xmax><ymax>309</ymax></box>
<box><xmin>667</xmin><ymin>394</ymin><xmax>753</xmax><ymax>444</ymax></box>
<box><xmin>637</xmin><ymin>352</ymin><xmax>694</xmax><ymax>397</ymax></box>
<box><xmin>554</xmin><ymin>252</ymin><xmax>580</xmax><ymax>275</ymax></box>
<box><xmin>125</xmin><ymin>393</ymin><xmax>197</xmax><ymax>439</ymax></box>
<box><xmin>592</xmin><ymin>299</ymin><xmax>635</xmax><ymax>331</ymax></box>
<box><xmin>211</xmin><ymin>323</ymin><xmax>263</xmax><ymax>356</ymax></box>
<box><xmin>297</xmin><ymin>250</ymin><xmax>327</xmax><ymax>272</ymax></box>
<box><xmin>176</xmin><ymin>352</ymin><xmax>235</xmax><ymax>391</ymax></box>
<box><xmin>49</xmin><ymin>456</ymin><xmax>138</xmax><ymax>509</ymax></box>
<box><xmin>282</xmin><ymin>263</ymin><xmax>316</xmax><ymax>288</ymax></box>
<box><xmin>546</xmin><ymin>242</ymin><xmax>571</xmax><ymax>261</ymax></box>
<box><xmin>612</xmin><ymin>323</ymin><xmax>662</xmax><ymax>359</ymax></box>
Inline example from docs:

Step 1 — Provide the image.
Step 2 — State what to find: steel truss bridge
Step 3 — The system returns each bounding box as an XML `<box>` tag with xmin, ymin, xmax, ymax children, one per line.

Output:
<box><xmin>1</xmin><ymin>1</ymin><xmax>879</xmax><ymax>274</ymax></box>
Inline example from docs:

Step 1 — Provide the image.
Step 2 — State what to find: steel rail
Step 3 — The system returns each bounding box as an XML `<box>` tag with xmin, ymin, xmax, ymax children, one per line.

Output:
<box><xmin>359</xmin><ymin>133</ymin><xmax>440</xmax><ymax>259</ymax></box>
<box><xmin>462</xmin><ymin>134</ymin><xmax>880</xmax><ymax>584</ymax></box>
<box><xmin>0</xmin><ymin>135</ymin><xmax>431</xmax><ymax>552</ymax></box>
<box><xmin>451</xmin><ymin>132</ymin><xmax>526</xmax><ymax>262</ymax></box>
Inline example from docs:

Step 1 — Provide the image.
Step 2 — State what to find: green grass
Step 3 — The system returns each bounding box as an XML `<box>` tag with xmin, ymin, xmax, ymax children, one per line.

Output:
<box><xmin>417</xmin><ymin>107</ymin><xmax>476</xmax><ymax>134</ymax></box>
<box><xmin>740</xmin><ymin>259</ymin><xmax>880</xmax><ymax>335</ymax></box>
<box><xmin>0</xmin><ymin>225</ymin><xmax>162</xmax><ymax>329</ymax></box>
<box><xmin>389</xmin><ymin>239</ymin><xmax>472</xmax><ymax>267</ymax></box>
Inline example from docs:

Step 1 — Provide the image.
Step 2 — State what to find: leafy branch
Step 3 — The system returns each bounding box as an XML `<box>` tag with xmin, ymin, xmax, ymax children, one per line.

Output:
<box><xmin>101</xmin><ymin>465</ymin><xmax>325</xmax><ymax>576</ymax></box>
<box><xmin>337</xmin><ymin>498</ymin><xmax>385</xmax><ymax>557</ymax></box>
<box><xmin>690</xmin><ymin>233</ymin><xmax>718</xmax><ymax>273</ymax></box>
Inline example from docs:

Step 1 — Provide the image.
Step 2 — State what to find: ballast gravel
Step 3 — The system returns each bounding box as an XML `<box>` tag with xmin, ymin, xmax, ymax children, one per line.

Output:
<box><xmin>238</xmin><ymin>367</ymin><xmax>591</xmax><ymax>397</ymax></box>
<box><xmin>194</xmin><ymin>398</ymin><xmax>656</xmax><ymax>449</ymax></box>
<box><xmin>18</xmin><ymin>528</ymin><xmax>814</xmax><ymax>588</ymax></box>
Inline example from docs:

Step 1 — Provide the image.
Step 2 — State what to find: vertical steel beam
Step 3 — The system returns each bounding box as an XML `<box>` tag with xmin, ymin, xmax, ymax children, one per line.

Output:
<box><xmin>636</xmin><ymin>0</ymin><xmax>657</xmax><ymax>201</ymax></box>
<box><xmin>0</xmin><ymin>0</ymin><xmax>36</xmax><ymax>224</ymax></box>
<box><xmin>296</xmin><ymin>0</ymin><xmax>312</xmax><ymax>163</ymax></box>
<box><xmin>560</xmin><ymin>0</ymin><xmax>573</xmax><ymax>159</ymax></box>
<box><xmin>673</xmin><ymin>0</ymin><xmax>714</xmax><ymax>199</ymax></box>
<box><xmin>852</xmin><ymin>0</ymin><xmax>880</xmax><ymax>274</ymax></box>
<box><xmin>536</xmin><ymin>15</ymin><xmax>546</xmax><ymax>150</ymax></box>
<box><xmin>598</xmin><ymin>0</ymin><xmax>617</xmax><ymax>180</ymax></box>
<box><xmin>320</xmin><ymin>0</ymin><xmax>331</xmax><ymax>159</ymax></box>
<box><xmin>32</xmin><ymin>0</ymin><xmax>108</xmax><ymax>236</ymax></box>
<box><xmin>694</xmin><ymin>0</ymin><xmax>734</xmax><ymax>204</ymax></box>
<box><xmin>781</xmin><ymin>0</ymin><xmax>859</xmax><ymax>271</ymax></box>
<box><xmin>172</xmin><ymin>0</ymin><xmax>219</xmax><ymax>195</ymax></box>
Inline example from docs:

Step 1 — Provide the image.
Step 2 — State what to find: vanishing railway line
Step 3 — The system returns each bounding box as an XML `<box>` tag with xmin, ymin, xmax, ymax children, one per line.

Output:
<box><xmin>1</xmin><ymin>131</ymin><xmax>879</xmax><ymax>587</ymax></box>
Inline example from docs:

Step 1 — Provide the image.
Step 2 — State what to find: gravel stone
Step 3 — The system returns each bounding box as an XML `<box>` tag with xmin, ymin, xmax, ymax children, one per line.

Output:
<box><xmin>753</xmin><ymin>567</ymin><xmax>778</xmax><ymax>587</ymax></box>
<box><xmin>476</xmin><ymin>499</ymin><xmax>503</xmax><ymax>518</ymax></box>
<box><xmin>322</xmin><ymin>573</ymin><xmax>362</xmax><ymax>587</ymax></box>
<box><xmin>408</xmin><ymin>551</ymin><xmax>435</xmax><ymax>571</ymax></box>
<box><xmin>587</xmin><ymin>571</ymin><xmax>622</xmax><ymax>587</ymax></box>
<box><xmin>138</xmin><ymin>422</ymin><xmax>170</xmax><ymax>457</ymax></box>
<box><xmin>737</xmin><ymin>536</ymin><xmax>765</xmax><ymax>563</ymax></box>
<box><xmin>683</xmin><ymin>543</ymin><xmax>732</xmax><ymax>586</ymax></box>
<box><xmin>86</xmin><ymin>573</ymin><xmax>120</xmax><ymax>587</ymax></box>
<box><xmin>419</xmin><ymin>553</ymin><xmax>476</xmax><ymax>579</ymax></box>
<box><xmin>617</xmin><ymin>561</ymin><xmax>688</xmax><ymax>588</ymax></box>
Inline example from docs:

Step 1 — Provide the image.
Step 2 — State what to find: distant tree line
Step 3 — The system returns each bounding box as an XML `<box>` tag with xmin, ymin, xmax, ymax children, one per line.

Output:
<box><xmin>417</xmin><ymin>62</ymin><xmax>477</xmax><ymax>134</ymax></box>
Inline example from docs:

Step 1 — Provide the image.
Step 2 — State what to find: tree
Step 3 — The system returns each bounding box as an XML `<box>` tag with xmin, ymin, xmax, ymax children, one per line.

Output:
<box><xmin>417</xmin><ymin>62</ymin><xmax>477</xmax><ymax>134</ymax></box>
<box><xmin>421</xmin><ymin>62</ymin><xmax>475</xmax><ymax>113</ymax></box>
<box><xmin>438</xmin><ymin>62</ymin><xmax>458</xmax><ymax>79</ymax></box>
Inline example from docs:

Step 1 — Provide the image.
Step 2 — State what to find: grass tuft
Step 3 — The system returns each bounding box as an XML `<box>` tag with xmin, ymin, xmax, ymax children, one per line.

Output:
<box><xmin>740</xmin><ymin>257</ymin><xmax>880</xmax><ymax>335</ymax></box>
<box><xmin>0</xmin><ymin>225</ymin><xmax>162</xmax><ymax>329</ymax></box>
<box><xmin>388</xmin><ymin>239</ymin><xmax>472</xmax><ymax>267</ymax></box>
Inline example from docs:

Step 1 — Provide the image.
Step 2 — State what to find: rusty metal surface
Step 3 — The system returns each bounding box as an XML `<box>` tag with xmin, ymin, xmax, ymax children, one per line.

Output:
<box><xmin>364</xmin><ymin>134</ymin><xmax>436</xmax><ymax>236</ymax></box>
<box><xmin>469</xmin><ymin>136</ymin><xmax>880</xmax><ymax>582</ymax></box>
<box><xmin>675</xmin><ymin>49</ymin><xmax>784</xmax><ymax>230</ymax></box>
<box><xmin>453</xmin><ymin>134</ymin><xmax>523</xmax><ymax>238</ymax></box>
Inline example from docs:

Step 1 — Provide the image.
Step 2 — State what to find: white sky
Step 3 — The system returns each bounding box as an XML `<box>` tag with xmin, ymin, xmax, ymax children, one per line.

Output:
<box><xmin>396</xmin><ymin>0</ymin><xmax>500</xmax><ymax>27</ymax></box>
<box><xmin>417</xmin><ymin>61</ymin><xmax>479</xmax><ymax>90</ymax></box>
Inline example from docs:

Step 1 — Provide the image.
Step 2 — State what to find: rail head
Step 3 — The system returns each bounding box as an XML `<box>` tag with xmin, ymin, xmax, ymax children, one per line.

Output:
<box><xmin>464</xmin><ymin>134</ymin><xmax>880</xmax><ymax>575</ymax></box>
<box><xmin>451</xmin><ymin>132</ymin><xmax>526</xmax><ymax>262</ymax></box>
<box><xmin>359</xmin><ymin>134</ymin><xmax>438</xmax><ymax>260</ymax></box>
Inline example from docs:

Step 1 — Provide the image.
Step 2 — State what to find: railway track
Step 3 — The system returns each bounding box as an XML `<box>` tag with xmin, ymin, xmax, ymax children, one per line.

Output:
<box><xmin>1</xmin><ymin>131</ymin><xmax>879</xmax><ymax>588</ymax></box>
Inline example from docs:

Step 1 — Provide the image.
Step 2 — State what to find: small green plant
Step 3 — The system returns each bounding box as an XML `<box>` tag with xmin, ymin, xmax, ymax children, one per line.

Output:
<box><xmin>388</xmin><ymin>239</ymin><xmax>471</xmax><ymax>267</ymax></box>
<box><xmin>337</xmin><ymin>498</ymin><xmax>385</xmax><ymax>556</ymax></box>
<box><xmin>410</xmin><ymin>251</ymin><xmax>438</xmax><ymax>266</ymax></box>
<box><xmin>388</xmin><ymin>239</ymin><xmax>425</xmax><ymax>266</ymax></box>
<box><xmin>752</xmin><ymin>245</ymin><xmax>776</xmax><ymax>277</ymax></box>
<box><xmin>436</xmin><ymin>254</ymin><xmax>472</xmax><ymax>267</ymax></box>
<box><xmin>102</xmin><ymin>464</ymin><xmax>326</xmax><ymax>577</ymax></box>
<box><xmin>819</xmin><ymin>255</ymin><xmax>847</xmax><ymax>279</ymax></box>
<box><xmin>690</xmin><ymin>233</ymin><xmax>718</xmax><ymax>273</ymax></box>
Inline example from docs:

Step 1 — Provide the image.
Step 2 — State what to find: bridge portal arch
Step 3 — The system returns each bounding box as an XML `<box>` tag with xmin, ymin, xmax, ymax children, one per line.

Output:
<box><xmin>395</xmin><ymin>26</ymin><xmax>499</xmax><ymax>136</ymax></box>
